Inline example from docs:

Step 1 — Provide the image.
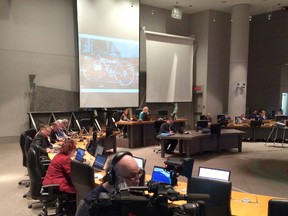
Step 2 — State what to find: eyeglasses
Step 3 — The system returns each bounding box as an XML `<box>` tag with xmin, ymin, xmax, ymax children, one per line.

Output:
<box><xmin>121</xmin><ymin>169</ymin><xmax>144</xmax><ymax>182</ymax></box>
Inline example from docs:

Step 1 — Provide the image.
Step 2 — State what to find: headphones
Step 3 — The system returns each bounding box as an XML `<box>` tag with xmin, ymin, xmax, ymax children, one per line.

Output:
<box><xmin>103</xmin><ymin>151</ymin><xmax>133</xmax><ymax>185</ymax></box>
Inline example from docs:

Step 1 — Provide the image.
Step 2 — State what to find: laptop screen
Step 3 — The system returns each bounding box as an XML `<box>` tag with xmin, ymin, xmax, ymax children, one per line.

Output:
<box><xmin>133</xmin><ymin>156</ymin><xmax>146</xmax><ymax>169</ymax></box>
<box><xmin>151</xmin><ymin>166</ymin><xmax>171</xmax><ymax>185</ymax></box>
<box><xmin>75</xmin><ymin>148</ymin><xmax>85</xmax><ymax>162</ymax></box>
<box><xmin>93</xmin><ymin>154</ymin><xmax>107</xmax><ymax>170</ymax></box>
<box><xmin>198</xmin><ymin>166</ymin><xmax>231</xmax><ymax>181</ymax></box>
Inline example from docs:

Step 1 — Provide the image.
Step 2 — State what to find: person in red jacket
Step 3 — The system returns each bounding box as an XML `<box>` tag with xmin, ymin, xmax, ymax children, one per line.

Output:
<box><xmin>43</xmin><ymin>138</ymin><xmax>76</xmax><ymax>194</ymax></box>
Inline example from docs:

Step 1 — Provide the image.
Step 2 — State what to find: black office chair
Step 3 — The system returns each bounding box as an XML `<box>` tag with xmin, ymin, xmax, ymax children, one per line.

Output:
<box><xmin>19</xmin><ymin>128</ymin><xmax>37</xmax><ymax>186</ymax></box>
<box><xmin>153</xmin><ymin>120</ymin><xmax>165</xmax><ymax>153</ymax></box>
<box><xmin>27</xmin><ymin>145</ymin><xmax>67</xmax><ymax>216</ymax></box>
<box><xmin>268</xmin><ymin>199</ymin><xmax>288</xmax><ymax>216</ymax></box>
<box><xmin>70</xmin><ymin>160</ymin><xmax>96</xmax><ymax>207</ymax></box>
<box><xmin>187</xmin><ymin>176</ymin><xmax>232</xmax><ymax>216</ymax></box>
<box><xmin>19</xmin><ymin>132</ymin><xmax>30</xmax><ymax>186</ymax></box>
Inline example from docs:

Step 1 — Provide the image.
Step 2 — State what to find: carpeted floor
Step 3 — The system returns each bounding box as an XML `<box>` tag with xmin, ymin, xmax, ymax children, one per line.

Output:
<box><xmin>1</xmin><ymin>139</ymin><xmax>288</xmax><ymax>215</ymax></box>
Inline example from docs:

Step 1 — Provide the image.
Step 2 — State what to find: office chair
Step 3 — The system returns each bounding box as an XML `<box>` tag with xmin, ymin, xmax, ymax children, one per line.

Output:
<box><xmin>153</xmin><ymin>120</ymin><xmax>165</xmax><ymax>154</ymax></box>
<box><xmin>27</xmin><ymin>145</ymin><xmax>68</xmax><ymax>216</ymax></box>
<box><xmin>19</xmin><ymin>132</ymin><xmax>30</xmax><ymax>186</ymax></box>
<box><xmin>70</xmin><ymin>160</ymin><xmax>96</xmax><ymax>207</ymax></box>
<box><xmin>268</xmin><ymin>199</ymin><xmax>288</xmax><ymax>216</ymax></box>
<box><xmin>187</xmin><ymin>176</ymin><xmax>232</xmax><ymax>216</ymax></box>
<box><xmin>19</xmin><ymin>128</ymin><xmax>37</xmax><ymax>186</ymax></box>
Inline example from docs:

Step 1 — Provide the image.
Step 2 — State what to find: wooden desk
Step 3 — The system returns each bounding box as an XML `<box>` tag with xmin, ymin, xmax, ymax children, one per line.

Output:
<box><xmin>116</xmin><ymin>118</ymin><xmax>187</xmax><ymax>148</ymax></box>
<box><xmin>145</xmin><ymin>175</ymin><xmax>276</xmax><ymax>216</ymax></box>
<box><xmin>157</xmin><ymin>129</ymin><xmax>245</xmax><ymax>158</ymax></box>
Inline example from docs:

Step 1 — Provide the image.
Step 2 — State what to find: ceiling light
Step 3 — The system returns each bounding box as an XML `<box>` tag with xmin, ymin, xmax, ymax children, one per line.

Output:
<box><xmin>171</xmin><ymin>7</ymin><xmax>182</xmax><ymax>19</ymax></box>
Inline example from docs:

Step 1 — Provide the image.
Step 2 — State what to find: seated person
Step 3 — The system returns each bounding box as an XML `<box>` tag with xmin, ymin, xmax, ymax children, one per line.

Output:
<box><xmin>159</xmin><ymin>117</ymin><xmax>178</xmax><ymax>154</ymax></box>
<box><xmin>43</xmin><ymin>139</ymin><xmax>77</xmax><ymax>215</ymax></box>
<box><xmin>56</xmin><ymin>119</ymin><xmax>69</xmax><ymax>139</ymax></box>
<box><xmin>76</xmin><ymin>151</ymin><xmax>142</xmax><ymax>216</ymax></box>
<box><xmin>32</xmin><ymin>124</ymin><xmax>53</xmax><ymax>157</ymax></box>
<box><xmin>260</xmin><ymin>109</ymin><xmax>269</xmax><ymax>120</ymax></box>
<box><xmin>43</xmin><ymin>139</ymin><xmax>76</xmax><ymax>194</ymax></box>
<box><xmin>248</xmin><ymin>109</ymin><xmax>259</xmax><ymax>119</ymax></box>
<box><xmin>120</xmin><ymin>108</ymin><xmax>131</xmax><ymax>138</ymax></box>
<box><xmin>201</xmin><ymin>112</ymin><xmax>212</xmax><ymax>122</ymax></box>
<box><xmin>49</xmin><ymin>122</ymin><xmax>61</xmax><ymax>144</ymax></box>
<box><xmin>138</xmin><ymin>106</ymin><xmax>150</xmax><ymax>121</ymax></box>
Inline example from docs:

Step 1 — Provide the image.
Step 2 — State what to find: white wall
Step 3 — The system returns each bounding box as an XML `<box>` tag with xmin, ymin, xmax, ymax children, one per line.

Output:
<box><xmin>0</xmin><ymin>0</ymin><xmax>77</xmax><ymax>137</ymax></box>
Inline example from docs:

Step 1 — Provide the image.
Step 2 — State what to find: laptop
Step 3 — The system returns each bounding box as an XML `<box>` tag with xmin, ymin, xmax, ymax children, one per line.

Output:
<box><xmin>198</xmin><ymin>166</ymin><xmax>231</xmax><ymax>181</ymax></box>
<box><xmin>94</xmin><ymin>145</ymin><xmax>104</xmax><ymax>157</ymax></box>
<box><xmin>151</xmin><ymin>166</ymin><xmax>172</xmax><ymax>185</ymax></box>
<box><xmin>133</xmin><ymin>156</ymin><xmax>146</xmax><ymax>170</ymax></box>
<box><xmin>75</xmin><ymin>148</ymin><xmax>85</xmax><ymax>162</ymax></box>
<box><xmin>93</xmin><ymin>154</ymin><xmax>108</xmax><ymax>172</ymax></box>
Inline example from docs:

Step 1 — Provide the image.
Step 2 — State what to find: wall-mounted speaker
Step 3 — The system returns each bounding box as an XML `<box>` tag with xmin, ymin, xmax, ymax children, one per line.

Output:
<box><xmin>171</xmin><ymin>7</ymin><xmax>182</xmax><ymax>20</ymax></box>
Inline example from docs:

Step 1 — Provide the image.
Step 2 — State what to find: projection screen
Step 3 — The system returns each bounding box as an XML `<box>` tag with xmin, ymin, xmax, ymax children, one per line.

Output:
<box><xmin>145</xmin><ymin>31</ymin><xmax>194</xmax><ymax>103</ymax></box>
<box><xmin>77</xmin><ymin>0</ymin><xmax>139</xmax><ymax>108</ymax></box>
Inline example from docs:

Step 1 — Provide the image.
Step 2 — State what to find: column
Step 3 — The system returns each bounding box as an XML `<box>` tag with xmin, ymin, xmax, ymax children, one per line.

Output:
<box><xmin>228</xmin><ymin>4</ymin><xmax>250</xmax><ymax>120</ymax></box>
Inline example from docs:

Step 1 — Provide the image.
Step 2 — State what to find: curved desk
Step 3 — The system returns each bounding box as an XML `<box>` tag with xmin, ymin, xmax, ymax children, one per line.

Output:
<box><xmin>157</xmin><ymin>129</ymin><xmax>245</xmax><ymax>158</ymax></box>
<box><xmin>116</xmin><ymin>118</ymin><xmax>187</xmax><ymax>148</ymax></box>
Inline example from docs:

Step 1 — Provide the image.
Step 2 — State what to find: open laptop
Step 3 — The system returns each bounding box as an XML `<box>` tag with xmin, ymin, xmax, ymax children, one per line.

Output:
<box><xmin>93</xmin><ymin>154</ymin><xmax>108</xmax><ymax>172</ymax></box>
<box><xmin>94</xmin><ymin>145</ymin><xmax>104</xmax><ymax>157</ymax></box>
<box><xmin>133</xmin><ymin>156</ymin><xmax>146</xmax><ymax>170</ymax></box>
<box><xmin>198</xmin><ymin>166</ymin><xmax>231</xmax><ymax>181</ymax></box>
<box><xmin>151</xmin><ymin>166</ymin><xmax>172</xmax><ymax>185</ymax></box>
<box><xmin>75</xmin><ymin>148</ymin><xmax>85</xmax><ymax>162</ymax></box>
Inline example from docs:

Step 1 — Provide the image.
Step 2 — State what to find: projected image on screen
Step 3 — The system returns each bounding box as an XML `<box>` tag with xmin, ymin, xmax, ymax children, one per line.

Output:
<box><xmin>77</xmin><ymin>0</ymin><xmax>139</xmax><ymax>108</ymax></box>
<box><xmin>79</xmin><ymin>34</ymin><xmax>138</xmax><ymax>88</ymax></box>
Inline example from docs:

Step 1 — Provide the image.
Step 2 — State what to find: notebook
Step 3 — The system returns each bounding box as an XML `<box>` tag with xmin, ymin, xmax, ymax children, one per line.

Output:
<box><xmin>198</xmin><ymin>166</ymin><xmax>231</xmax><ymax>181</ymax></box>
<box><xmin>133</xmin><ymin>156</ymin><xmax>146</xmax><ymax>169</ymax></box>
<box><xmin>93</xmin><ymin>154</ymin><xmax>108</xmax><ymax>172</ymax></box>
<box><xmin>151</xmin><ymin>166</ymin><xmax>171</xmax><ymax>185</ymax></box>
<box><xmin>75</xmin><ymin>148</ymin><xmax>85</xmax><ymax>162</ymax></box>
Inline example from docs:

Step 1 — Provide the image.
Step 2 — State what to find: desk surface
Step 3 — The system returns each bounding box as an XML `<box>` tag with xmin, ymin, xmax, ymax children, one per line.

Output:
<box><xmin>116</xmin><ymin>118</ymin><xmax>188</xmax><ymax>125</ymax></box>
<box><xmin>145</xmin><ymin>175</ymin><xmax>276</xmax><ymax>216</ymax></box>
<box><xmin>157</xmin><ymin>129</ymin><xmax>245</xmax><ymax>141</ymax></box>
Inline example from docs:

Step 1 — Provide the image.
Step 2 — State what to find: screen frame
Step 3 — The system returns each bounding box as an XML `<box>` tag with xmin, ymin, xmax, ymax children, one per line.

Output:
<box><xmin>93</xmin><ymin>154</ymin><xmax>108</xmax><ymax>170</ymax></box>
<box><xmin>75</xmin><ymin>148</ymin><xmax>86</xmax><ymax>162</ymax></box>
<box><xmin>198</xmin><ymin>166</ymin><xmax>231</xmax><ymax>181</ymax></box>
<box><xmin>151</xmin><ymin>165</ymin><xmax>172</xmax><ymax>185</ymax></box>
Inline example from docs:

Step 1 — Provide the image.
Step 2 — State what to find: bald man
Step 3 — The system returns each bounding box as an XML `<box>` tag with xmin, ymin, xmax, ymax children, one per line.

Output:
<box><xmin>76</xmin><ymin>152</ymin><xmax>143</xmax><ymax>216</ymax></box>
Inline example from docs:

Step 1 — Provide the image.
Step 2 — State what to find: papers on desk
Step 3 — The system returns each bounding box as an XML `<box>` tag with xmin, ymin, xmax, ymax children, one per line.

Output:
<box><xmin>160</xmin><ymin>132</ymin><xmax>173</xmax><ymax>136</ymax></box>
<box><xmin>94</xmin><ymin>173</ymin><xmax>103</xmax><ymax>179</ymax></box>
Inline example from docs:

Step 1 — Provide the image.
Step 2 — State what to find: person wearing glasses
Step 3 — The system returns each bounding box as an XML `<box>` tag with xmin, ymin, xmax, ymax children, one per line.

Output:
<box><xmin>76</xmin><ymin>152</ymin><xmax>143</xmax><ymax>216</ymax></box>
<box><xmin>32</xmin><ymin>124</ymin><xmax>54</xmax><ymax>157</ymax></box>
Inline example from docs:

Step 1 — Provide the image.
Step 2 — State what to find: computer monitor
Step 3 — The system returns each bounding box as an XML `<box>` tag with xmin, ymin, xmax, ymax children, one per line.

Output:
<box><xmin>276</xmin><ymin>115</ymin><xmax>288</xmax><ymax>122</ymax></box>
<box><xmin>133</xmin><ymin>156</ymin><xmax>146</xmax><ymax>170</ymax></box>
<box><xmin>75</xmin><ymin>148</ymin><xmax>85</xmax><ymax>162</ymax></box>
<box><xmin>158</xmin><ymin>110</ymin><xmax>168</xmax><ymax>118</ymax></box>
<box><xmin>151</xmin><ymin>166</ymin><xmax>172</xmax><ymax>185</ymax></box>
<box><xmin>142</xmin><ymin>112</ymin><xmax>150</xmax><ymax>121</ymax></box>
<box><xmin>198</xmin><ymin>166</ymin><xmax>231</xmax><ymax>181</ymax></box>
<box><xmin>196</xmin><ymin>120</ymin><xmax>209</xmax><ymax>129</ymax></box>
<box><xmin>93</xmin><ymin>154</ymin><xmax>108</xmax><ymax>172</ymax></box>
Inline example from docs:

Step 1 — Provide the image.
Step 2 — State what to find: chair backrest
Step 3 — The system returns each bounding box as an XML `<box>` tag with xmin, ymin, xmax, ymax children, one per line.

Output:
<box><xmin>20</xmin><ymin>132</ymin><xmax>27</xmax><ymax>167</ymax></box>
<box><xmin>25</xmin><ymin>128</ymin><xmax>37</xmax><ymax>139</ymax></box>
<box><xmin>70</xmin><ymin>160</ymin><xmax>96</xmax><ymax>206</ymax></box>
<box><xmin>187</xmin><ymin>176</ymin><xmax>232</xmax><ymax>216</ymax></box>
<box><xmin>24</xmin><ymin>136</ymin><xmax>33</xmax><ymax>161</ymax></box>
<box><xmin>27</xmin><ymin>146</ymin><xmax>42</xmax><ymax>199</ymax></box>
<box><xmin>154</xmin><ymin>120</ymin><xmax>165</xmax><ymax>134</ymax></box>
<box><xmin>268</xmin><ymin>199</ymin><xmax>288</xmax><ymax>216</ymax></box>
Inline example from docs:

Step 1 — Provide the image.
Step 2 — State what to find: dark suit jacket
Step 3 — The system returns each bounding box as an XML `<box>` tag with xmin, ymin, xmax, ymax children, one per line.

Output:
<box><xmin>32</xmin><ymin>132</ymin><xmax>53</xmax><ymax>156</ymax></box>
